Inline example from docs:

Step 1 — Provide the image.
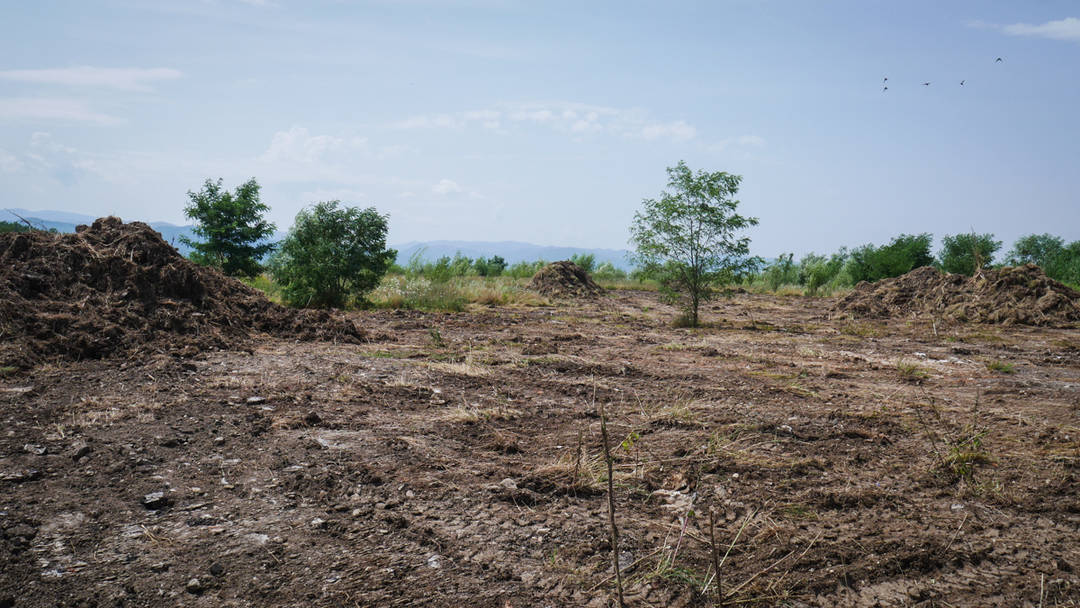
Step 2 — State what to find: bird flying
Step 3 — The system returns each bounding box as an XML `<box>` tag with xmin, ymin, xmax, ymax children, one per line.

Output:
<box><xmin>922</xmin><ymin>82</ymin><xmax>931</xmax><ymax>86</ymax></box>
<box><xmin>996</xmin><ymin>57</ymin><xmax>1003</xmax><ymax>63</ymax></box>
<box><xmin>883</xmin><ymin>86</ymin><xmax>888</xmax><ymax>92</ymax></box>
<box><xmin>960</xmin><ymin>80</ymin><xmax>965</xmax><ymax>86</ymax></box>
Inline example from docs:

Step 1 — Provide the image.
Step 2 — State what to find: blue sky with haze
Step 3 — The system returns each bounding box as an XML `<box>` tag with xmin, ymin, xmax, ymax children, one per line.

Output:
<box><xmin>1</xmin><ymin>1</ymin><xmax>1077</xmax><ymax>257</ymax></box>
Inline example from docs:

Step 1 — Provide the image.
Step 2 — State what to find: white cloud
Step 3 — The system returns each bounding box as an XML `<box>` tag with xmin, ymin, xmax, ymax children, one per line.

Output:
<box><xmin>0</xmin><ymin>148</ymin><xmax>24</xmax><ymax>173</ymax></box>
<box><xmin>0</xmin><ymin>67</ymin><xmax>182</xmax><ymax>92</ymax></box>
<box><xmin>710</xmin><ymin>134</ymin><xmax>767</xmax><ymax>152</ymax></box>
<box><xmin>0</xmin><ymin>98</ymin><xmax>122</xmax><ymax>125</ymax></box>
<box><xmin>259</xmin><ymin>126</ymin><xmax>347</xmax><ymax>163</ymax></box>
<box><xmin>392</xmin><ymin>113</ymin><xmax>465</xmax><ymax>130</ymax></box>
<box><xmin>432</xmin><ymin>179</ymin><xmax>462</xmax><ymax>195</ymax></box>
<box><xmin>1001</xmin><ymin>17</ymin><xmax>1080</xmax><ymax>41</ymax></box>
<box><xmin>638</xmin><ymin>120</ymin><xmax>697</xmax><ymax>142</ymax></box>
<box><xmin>387</xmin><ymin>102</ymin><xmax>697</xmax><ymax>142</ymax></box>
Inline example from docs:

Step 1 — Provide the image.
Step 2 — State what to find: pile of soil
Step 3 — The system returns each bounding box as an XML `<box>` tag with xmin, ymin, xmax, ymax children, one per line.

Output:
<box><xmin>833</xmin><ymin>264</ymin><xmax>1080</xmax><ymax>327</ymax></box>
<box><xmin>0</xmin><ymin>217</ymin><xmax>364</xmax><ymax>368</ymax></box>
<box><xmin>528</xmin><ymin>261</ymin><xmax>603</xmax><ymax>299</ymax></box>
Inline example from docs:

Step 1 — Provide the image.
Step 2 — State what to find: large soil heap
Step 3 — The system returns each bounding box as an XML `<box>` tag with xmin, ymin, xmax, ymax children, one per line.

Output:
<box><xmin>833</xmin><ymin>264</ymin><xmax>1080</xmax><ymax>327</ymax></box>
<box><xmin>0</xmin><ymin>217</ymin><xmax>364</xmax><ymax>368</ymax></box>
<box><xmin>528</xmin><ymin>260</ymin><xmax>604</xmax><ymax>298</ymax></box>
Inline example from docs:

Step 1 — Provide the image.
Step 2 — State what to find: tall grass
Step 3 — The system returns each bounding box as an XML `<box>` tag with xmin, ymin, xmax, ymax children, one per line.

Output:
<box><xmin>368</xmin><ymin>275</ymin><xmax>551</xmax><ymax>311</ymax></box>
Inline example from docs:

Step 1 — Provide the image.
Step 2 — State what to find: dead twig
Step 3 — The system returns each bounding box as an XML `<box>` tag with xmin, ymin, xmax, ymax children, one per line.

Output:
<box><xmin>597</xmin><ymin>384</ymin><xmax>625</xmax><ymax>608</ymax></box>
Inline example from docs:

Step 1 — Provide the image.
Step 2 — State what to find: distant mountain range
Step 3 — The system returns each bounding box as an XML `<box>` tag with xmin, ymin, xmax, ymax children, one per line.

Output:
<box><xmin>394</xmin><ymin>241</ymin><xmax>633</xmax><ymax>269</ymax></box>
<box><xmin>2</xmin><ymin>209</ymin><xmax>635</xmax><ymax>269</ymax></box>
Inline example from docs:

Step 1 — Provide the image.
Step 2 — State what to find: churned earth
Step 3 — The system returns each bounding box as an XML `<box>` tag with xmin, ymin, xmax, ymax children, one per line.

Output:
<box><xmin>2</xmin><ymin>290</ymin><xmax>1079</xmax><ymax>607</ymax></box>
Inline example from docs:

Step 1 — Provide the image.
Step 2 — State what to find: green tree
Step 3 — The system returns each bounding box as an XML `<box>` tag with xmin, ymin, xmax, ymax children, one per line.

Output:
<box><xmin>473</xmin><ymin>255</ymin><xmax>506</xmax><ymax>277</ymax></box>
<box><xmin>764</xmin><ymin>253</ymin><xmax>797</xmax><ymax>291</ymax></box>
<box><xmin>0</xmin><ymin>220</ymin><xmax>31</xmax><ymax>233</ymax></box>
<box><xmin>569</xmin><ymin>253</ymin><xmax>596</xmax><ymax>274</ymax></box>
<box><xmin>845</xmin><ymin>234</ymin><xmax>934</xmax><ymax>283</ymax></box>
<box><xmin>270</xmin><ymin>201</ymin><xmax>396</xmax><ymax>308</ymax></box>
<box><xmin>181</xmin><ymin>178</ymin><xmax>276</xmax><ymax>277</ymax></box>
<box><xmin>939</xmin><ymin>233</ymin><xmax>1002</xmax><ymax>275</ymax></box>
<box><xmin>630</xmin><ymin>161</ymin><xmax>759</xmax><ymax>327</ymax></box>
<box><xmin>1005</xmin><ymin>234</ymin><xmax>1064</xmax><ymax>267</ymax></box>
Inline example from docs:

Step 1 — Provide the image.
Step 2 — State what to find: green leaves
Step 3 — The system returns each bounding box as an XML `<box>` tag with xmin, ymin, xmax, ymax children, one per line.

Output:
<box><xmin>180</xmin><ymin>177</ymin><xmax>276</xmax><ymax>278</ymax></box>
<box><xmin>629</xmin><ymin>161</ymin><xmax>759</xmax><ymax>326</ymax></box>
<box><xmin>939</xmin><ymin>233</ymin><xmax>1002</xmax><ymax>276</ymax></box>
<box><xmin>270</xmin><ymin>201</ymin><xmax>396</xmax><ymax>309</ymax></box>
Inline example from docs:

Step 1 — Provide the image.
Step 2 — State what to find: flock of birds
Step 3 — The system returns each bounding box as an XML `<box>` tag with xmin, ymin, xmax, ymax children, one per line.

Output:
<box><xmin>882</xmin><ymin>57</ymin><xmax>1003</xmax><ymax>91</ymax></box>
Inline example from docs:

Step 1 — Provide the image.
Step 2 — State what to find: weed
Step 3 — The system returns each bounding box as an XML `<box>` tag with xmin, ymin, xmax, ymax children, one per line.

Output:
<box><xmin>985</xmin><ymin>360</ymin><xmax>1015</xmax><ymax>374</ymax></box>
<box><xmin>642</xmin><ymin>394</ymin><xmax>700</xmax><ymax>426</ymax></box>
<box><xmin>944</xmin><ymin>428</ymin><xmax>990</xmax><ymax>480</ymax></box>
<box><xmin>840</xmin><ymin>322</ymin><xmax>879</xmax><ymax>338</ymax></box>
<box><xmin>444</xmin><ymin>404</ymin><xmax>521</xmax><ymax>423</ymax></box>
<box><xmin>0</xmin><ymin>366</ymin><xmax>17</xmax><ymax>377</ymax></box>
<box><xmin>428</xmin><ymin>327</ymin><xmax>446</xmax><ymax>348</ymax></box>
<box><xmin>897</xmin><ymin>360</ymin><xmax>929</xmax><ymax>383</ymax></box>
<box><xmin>913</xmin><ymin>391</ymin><xmax>993</xmax><ymax>484</ymax></box>
<box><xmin>778</xmin><ymin>503</ymin><xmax>819</xmax><ymax>521</ymax></box>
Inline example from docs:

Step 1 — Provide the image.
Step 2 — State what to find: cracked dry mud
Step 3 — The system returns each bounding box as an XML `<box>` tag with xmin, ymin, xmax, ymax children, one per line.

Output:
<box><xmin>2</xmin><ymin>291</ymin><xmax>1079</xmax><ymax>607</ymax></box>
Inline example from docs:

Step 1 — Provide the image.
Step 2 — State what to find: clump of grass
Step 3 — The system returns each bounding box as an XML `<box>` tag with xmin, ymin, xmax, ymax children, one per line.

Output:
<box><xmin>944</xmin><ymin>428</ymin><xmax>991</xmax><ymax>481</ymax></box>
<box><xmin>643</xmin><ymin>394</ymin><xmax>700</xmax><ymax>425</ymax></box>
<box><xmin>840</xmin><ymin>322</ymin><xmax>879</xmax><ymax>338</ymax></box>
<box><xmin>427</xmin><ymin>360</ymin><xmax>491</xmax><ymax>378</ymax></box>
<box><xmin>0</xmin><ymin>366</ymin><xmax>18</xmax><ymax>377</ymax></box>
<box><xmin>370</xmin><ymin>276</ymin><xmax>467</xmax><ymax>312</ymax></box>
<box><xmin>897</xmin><ymin>360</ymin><xmax>929</xmax><ymax>383</ymax></box>
<box><xmin>445</xmin><ymin>404</ymin><xmax>521</xmax><ymax>423</ymax></box>
<box><xmin>532</xmin><ymin>448</ymin><xmax>607</xmax><ymax>493</ymax></box>
<box><xmin>985</xmin><ymin>360</ymin><xmax>1015</xmax><ymax>374</ymax></box>
<box><xmin>239</xmin><ymin>273</ymin><xmax>284</xmax><ymax>304</ymax></box>
<box><xmin>369</xmin><ymin>275</ymin><xmax>550</xmax><ymax>310</ymax></box>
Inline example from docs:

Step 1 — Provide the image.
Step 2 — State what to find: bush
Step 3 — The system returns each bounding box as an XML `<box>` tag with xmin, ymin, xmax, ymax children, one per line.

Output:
<box><xmin>799</xmin><ymin>250</ymin><xmax>849</xmax><ymax>295</ymax></box>
<box><xmin>592</xmin><ymin>261</ymin><xmax>627</xmax><ymax>282</ymax></box>
<box><xmin>0</xmin><ymin>220</ymin><xmax>31</xmax><ymax>233</ymax></box>
<box><xmin>473</xmin><ymin>255</ymin><xmax>507</xmax><ymax>277</ymax></box>
<box><xmin>569</xmin><ymin>253</ymin><xmax>596</xmax><ymax>274</ymax></box>
<box><xmin>846</xmin><ymin>233</ymin><xmax>934</xmax><ymax>283</ymax></box>
<box><xmin>507</xmin><ymin>260</ymin><xmax>547</xmax><ymax>279</ymax></box>
<box><xmin>763</xmin><ymin>253</ymin><xmax>797</xmax><ymax>291</ymax></box>
<box><xmin>270</xmin><ymin>201</ymin><xmax>396</xmax><ymax>308</ymax></box>
<box><xmin>939</xmin><ymin>233</ymin><xmax>1002</xmax><ymax>276</ymax></box>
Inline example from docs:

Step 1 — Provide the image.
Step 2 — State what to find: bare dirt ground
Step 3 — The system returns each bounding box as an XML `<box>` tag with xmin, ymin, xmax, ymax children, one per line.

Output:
<box><xmin>2</xmin><ymin>291</ymin><xmax>1079</xmax><ymax>607</ymax></box>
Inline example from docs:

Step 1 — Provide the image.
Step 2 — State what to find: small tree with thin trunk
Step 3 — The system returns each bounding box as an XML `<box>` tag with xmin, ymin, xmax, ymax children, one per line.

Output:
<box><xmin>181</xmin><ymin>177</ymin><xmax>276</xmax><ymax>278</ymax></box>
<box><xmin>630</xmin><ymin>161</ymin><xmax>759</xmax><ymax>327</ymax></box>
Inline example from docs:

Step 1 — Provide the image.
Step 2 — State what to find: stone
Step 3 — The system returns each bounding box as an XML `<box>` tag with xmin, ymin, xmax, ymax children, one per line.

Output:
<box><xmin>246</xmin><ymin>396</ymin><xmax>266</xmax><ymax>405</ymax></box>
<box><xmin>185</xmin><ymin>577</ymin><xmax>203</xmax><ymax>594</ymax></box>
<box><xmin>70</xmin><ymin>441</ymin><xmax>92</xmax><ymax>462</ymax></box>
<box><xmin>142</xmin><ymin>492</ymin><xmax>170</xmax><ymax>510</ymax></box>
<box><xmin>23</xmin><ymin>444</ymin><xmax>46</xmax><ymax>455</ymax></box>
<box><xmin>209</xmin><ymin>562</ymin><xmax>224</xmax><ymax>577</ymax></box>
<box><xmin>499</xmin><ymin>478</ymin><xmax>518</xmax><ymax>490</ymax></box>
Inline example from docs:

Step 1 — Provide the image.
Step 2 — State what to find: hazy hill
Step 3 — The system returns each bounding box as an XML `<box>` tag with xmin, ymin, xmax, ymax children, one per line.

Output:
<box><xmin>3</xmin><ymin>209</ymin><xmax>633</xmax><ymax>269</ymax></box>
<box><xmin>394</xmin><ymin>240</ymin><xmax>633</xmax><ymax>269</ymax></box>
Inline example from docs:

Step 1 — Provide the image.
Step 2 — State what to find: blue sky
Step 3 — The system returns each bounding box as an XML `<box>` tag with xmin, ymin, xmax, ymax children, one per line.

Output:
<box><xmin>1</xmin><ymin>1</ymin><xmax>1077</xmax><ymax>257</ymax></box>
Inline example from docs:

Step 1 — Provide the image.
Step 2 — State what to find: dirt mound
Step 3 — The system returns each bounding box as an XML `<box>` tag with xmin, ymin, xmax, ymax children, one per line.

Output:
<box><xmin>528</xmin><ymin>261</ymin><xmax>603</xmax><ymax>298</ymax></box>
<box><xmin>0</xmin><ymin>217</ymin><xmax>364</xmax><ymax>368</ymax></box>
<box><xmin>833</xmin><ymin>264</ymin><xmax>1080</xmax><ymax>327</ymax></box>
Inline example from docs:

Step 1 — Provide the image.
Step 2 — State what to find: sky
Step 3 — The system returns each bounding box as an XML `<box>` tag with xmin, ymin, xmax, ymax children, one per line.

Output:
<box><xmin>1</xmin><ymin>0</ymin><xmax>1078</xmax><ymax>258</ymax></box>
